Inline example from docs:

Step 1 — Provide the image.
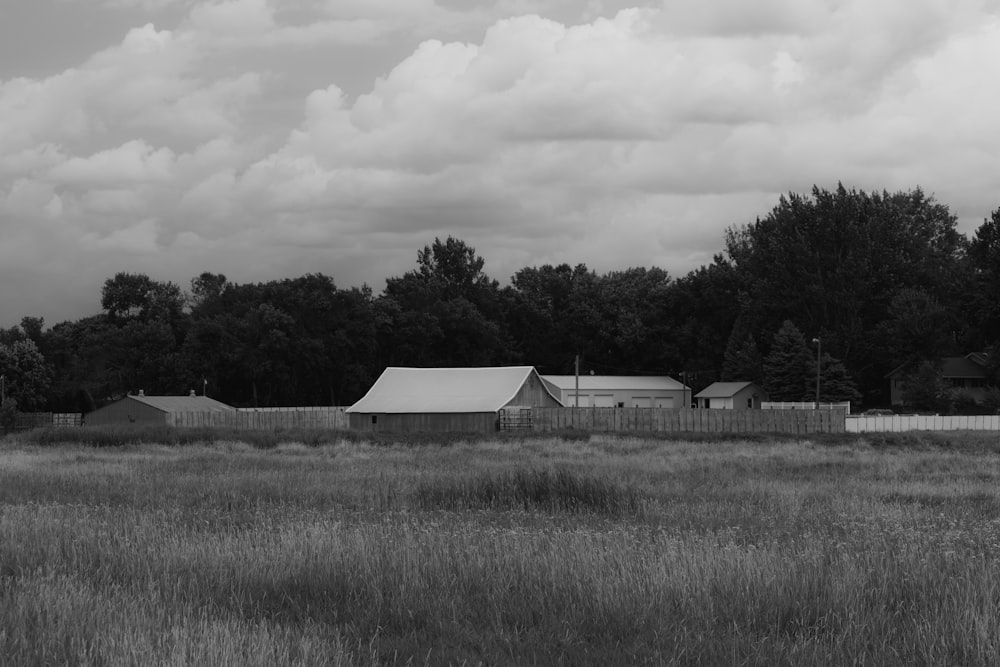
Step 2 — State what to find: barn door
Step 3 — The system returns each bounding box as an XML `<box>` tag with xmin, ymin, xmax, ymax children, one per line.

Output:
<box><xmin>499</xmin><ymin>406</ymin><xmax>533</xmax><ymax>431</ymax></box>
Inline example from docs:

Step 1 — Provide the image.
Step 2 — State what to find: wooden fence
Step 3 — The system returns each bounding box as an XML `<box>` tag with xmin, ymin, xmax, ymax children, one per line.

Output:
<box><xmin>532</xmin><ymin>407</ymin><xmax>847</xmax><ymax>434</ymax></box>
<box><xmin>167</xmin><ymin>406</ymin><xmax>349</xmax><ymax>430</ymax></box>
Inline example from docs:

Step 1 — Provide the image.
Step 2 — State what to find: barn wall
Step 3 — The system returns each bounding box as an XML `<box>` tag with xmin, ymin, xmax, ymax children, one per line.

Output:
<box><xmin>507</xmin><ymin>372</ymin><xmax>563</xmax><ymax>408</ymax></box>
<box><xmin>349</xmin><ymin>412</ymin><xmax>497</xmax><ymax>433</ymax></box>
<box><xmin>86</xmin><ymin>398</ymin><xmax>167</xmax><ymax>427</ymax></box>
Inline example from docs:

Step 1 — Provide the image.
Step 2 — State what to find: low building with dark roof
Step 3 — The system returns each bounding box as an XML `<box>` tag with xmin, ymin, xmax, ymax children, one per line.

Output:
<box><xmin>85</xmin><ymin>391</ymin><xmax>235</xmax><ymax>427</ymax></box>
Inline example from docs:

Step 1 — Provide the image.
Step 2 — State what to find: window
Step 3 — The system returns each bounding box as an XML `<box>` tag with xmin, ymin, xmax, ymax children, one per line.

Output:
<box><xmin>747</xmin><ymin>397</ymin><xmax>754</xmax><ymax>408</ymax></box>
<box><xmin>617</xmin><ymin>402</ymin><xmax>625</xmax><ymax>408</ymax></box>
<box><xmin>371</xmin><ymin>415</ymin><xmax>378</xmax><ymax>425</ymax></box>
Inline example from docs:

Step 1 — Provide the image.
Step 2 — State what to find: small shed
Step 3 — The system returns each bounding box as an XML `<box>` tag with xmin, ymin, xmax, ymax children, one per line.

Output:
<box><xmin>541</xmin><ymin>375</ymin><xmax>691</xmax><ymax>408</ymax></box>
<box><xmin>694</xmin><ymin>382</ymin><xmax>767</xmax><ymax>410</ymax></box>
<box><xmin>86</xmin><ymin>392</ymin><xmax>235</xmax><ymax>427</ymax></box>
<box><xmin>347</xmin><ymin>366</ymin><xmax>564</xmax><ymax>432</ymax></box>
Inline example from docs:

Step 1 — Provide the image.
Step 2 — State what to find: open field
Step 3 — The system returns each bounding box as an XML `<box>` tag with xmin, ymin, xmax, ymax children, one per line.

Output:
<box><xmin>4</xmin><ymin>430</ymin><xmax>1000</xmax><ymax>665</ymax></box>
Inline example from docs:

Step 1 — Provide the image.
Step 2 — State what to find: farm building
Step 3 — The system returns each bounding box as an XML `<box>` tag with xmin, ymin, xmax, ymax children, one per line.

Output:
<box><xmin>541</xmin><ymin>375</ymin><xmax>691</xmax><ymax>408</ymax></box>
<box><xmin>85</xmin><ymin>391</ymin><xmax>235</xmax><ymax>427</ymax></box>
<box><xmin>346</xmin><ymin>366</ymin><xmax>563</xmax><ymax>432</ymax></box>
<box><xmin>694</xmin><ymin>382</ymin><xmax>768</xmax><ymax>410</ymax></box>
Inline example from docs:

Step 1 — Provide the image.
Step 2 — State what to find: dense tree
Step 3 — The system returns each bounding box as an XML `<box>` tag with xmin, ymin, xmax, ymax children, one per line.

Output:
<box><xmin>101</xmin><ymin>272</ymin><xmax>185</xmax><ymax>326</ymax></box>
<box><xmin>726</xmin><ymin>184</ymin><xmax>966</xmax><ymax>404</ymax></box>
<box><xmin>896</xmin><ymin>360</ymin><xmax>950</xmax><ymax>413</ymax></box>
<box><xmin>763</xmin><ymin>321</ymin><xmax>815</xmax><ymax>402</ymax></box>
<box><xmin>723</xmin><ymin>332</ymin><xmax>763</xmax><ymax>384</ymax></box>
<box><xmin>380</xmin><ymin>237</ymin><xmax>510</xmax><ymax>368</ymax></box>
<box><xmin>722</xmin><ymin>307</ymin><xmax>763</xmax><ymax>383</ymax></box>
<box><xmin>875</xmin><ymin>288</ymin><xmax>956</xmax><ymax>367</ymax></box>
<box><xmin>6</xmin><ymin>196</ymin><xmax>1000</xmax><ymax>414</ymax></box>
<box><xmin>967</xmin><ymin>208</ymin><xmax>1000</xmax><ymax>344</ymax></box>
<box><xmin>0</xmin><ymin>339</ymin><xmax>52</xmax><ymax>411</ymax></box>
<box><xmin>505</xmin><ymin>263</ymin><xmax>603</xmax><ymax>373</ymax></box>
<box><xmin>662</xmin><ymin>257</ymin><xmax>741</xmax><ymax>390</ymax></box>
<box><xmin>187</xmin><ymin>272</ymin><xmax>231</xmax><ymax>313</ymax></box>
<box><xmin>817</xmin><ymin>354</ymin><xmax>862</xmax><ymax>404</ymax></box>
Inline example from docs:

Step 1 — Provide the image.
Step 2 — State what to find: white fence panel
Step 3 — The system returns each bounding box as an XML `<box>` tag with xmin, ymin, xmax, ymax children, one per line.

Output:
<box><xmin>847</xmin><ymin>415</ymin><xmax>1000</xmax><ymax>432</ymax></box>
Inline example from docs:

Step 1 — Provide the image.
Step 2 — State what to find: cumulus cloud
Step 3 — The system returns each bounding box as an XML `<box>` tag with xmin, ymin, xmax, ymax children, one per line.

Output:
<box><xmin>2</xmin><ymin>0</ymin><xmax>1000</xmax><ymax>326</ymax></box>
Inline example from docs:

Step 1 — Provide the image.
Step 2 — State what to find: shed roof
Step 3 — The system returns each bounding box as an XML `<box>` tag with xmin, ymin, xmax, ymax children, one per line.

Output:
<box><xmin>127</xmin><ymin>395</ymin><xmax>236</xmax><ymax>413</ymax></box>
<box><xmin>541</xmin><ymin>375</ymin><xmax>687</xmax><ymax>392</ymax></box>
<box><xmin>694</xmin><ymin>382</ymin><xmax>759</xmax><ymax>399</ymax></box>
<box><xmin>347</xmin><ymin>366</ymin><xmax>560</xmax><ymax>414</ymax></box>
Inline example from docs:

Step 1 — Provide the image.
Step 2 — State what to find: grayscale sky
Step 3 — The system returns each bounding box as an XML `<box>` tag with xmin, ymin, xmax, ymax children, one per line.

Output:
<box><xmin>2</xmin><ymin>0</ymin><xmax>999</xmax><ymax>326</ymax></box>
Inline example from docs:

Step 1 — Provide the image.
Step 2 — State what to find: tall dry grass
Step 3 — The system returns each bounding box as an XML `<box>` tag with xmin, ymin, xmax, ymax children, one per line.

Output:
<box><xmin>3</xmin><ymin>434</ymin><xmax>1000</xmax><ymax>664</ymax></box>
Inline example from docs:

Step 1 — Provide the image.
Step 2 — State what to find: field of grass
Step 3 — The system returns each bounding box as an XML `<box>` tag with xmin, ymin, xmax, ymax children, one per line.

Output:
<box><xmin>4</xmin><ymin>428</ymin><xmax>1000</xmax><ymax>665</ymax></box>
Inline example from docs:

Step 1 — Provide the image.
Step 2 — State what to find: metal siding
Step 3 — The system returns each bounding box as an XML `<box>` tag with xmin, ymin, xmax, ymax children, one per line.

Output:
<box><xmin>506</xmin><ymin>372</ymin><xmax>562</xmax><ymax>408</ymax></box>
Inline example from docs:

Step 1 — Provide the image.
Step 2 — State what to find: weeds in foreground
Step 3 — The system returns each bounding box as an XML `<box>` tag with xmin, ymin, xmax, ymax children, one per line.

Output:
<box><xmin>414</xmin><ymin>467</ymin><xmax>645</xmax><ymax>516</ymax></box>
<box><xmin>3</xmin><ymin>438</ymin><xmax>1000</xmax><ymax>664</ymax></box>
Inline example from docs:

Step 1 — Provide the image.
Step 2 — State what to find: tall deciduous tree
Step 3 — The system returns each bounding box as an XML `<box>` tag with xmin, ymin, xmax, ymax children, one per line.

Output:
<box><xmin>726</xmin><ymin>184</ymin><xmax>965</xmax><ymax>403</ymax></box>
<box><xmin>380</xmin><ymin>237</ymin><xmax>510</xmax><ymax>367</ymax></box>
<box><xmin>0</xmin><ymin>339</ymin><xmax>52</xmax><ymax>411</ymax></box>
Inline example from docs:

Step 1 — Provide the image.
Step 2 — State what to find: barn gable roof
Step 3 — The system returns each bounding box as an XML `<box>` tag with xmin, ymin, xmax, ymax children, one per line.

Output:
<box><xmin>127</xmin><ymin>395</ymin><xmax>236</xmax><ymax>413</ymax></box>
<box><xmin>347</xmin><ymin>366</ymin><xmax>561</xmax><ymax>414</ymax></box>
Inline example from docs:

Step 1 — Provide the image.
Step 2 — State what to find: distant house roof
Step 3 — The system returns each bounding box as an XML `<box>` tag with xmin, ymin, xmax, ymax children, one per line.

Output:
<box><xmin>694</xmin><ymin>382</ymin><xmax>760</xmax><ymax>399</ymax></box>
<box><xmin>541</xmin><ymin>375</ymin><xmax>687</xmax><ymax>392</ymax></box>
<box><xmin>886</xmin><ymin>353</ymin><xmax>990</xmax><ymax>379</ymax></box>
<box><xmin>347</xmin><ymin>366</ymin><xmax>561</xmax><ymax>414</ymax></box>
<box><xmin>940</xmin><ymin>355</ymin><xmax>989</xmax><ymax>378</ymax></box>
<box><xmin>127</xmin><ymin>395</ymin><xmax>235</xmax><ymax>413</ymax></box>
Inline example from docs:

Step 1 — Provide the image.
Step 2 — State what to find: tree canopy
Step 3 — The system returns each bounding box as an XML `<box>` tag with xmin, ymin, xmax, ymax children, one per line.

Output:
<box><xmin>9</xmin><ymin>188</ymin><xmax>1000</xmax><ymax>414</ymax></box>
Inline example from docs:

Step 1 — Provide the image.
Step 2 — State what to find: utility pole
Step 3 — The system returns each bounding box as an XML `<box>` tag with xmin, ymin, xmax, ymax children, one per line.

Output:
<box><xmin>812</xmin><ymin>337</ymin><xmax>821</xmax><ymax>408</ymax></box>
<box><xmin>0</xmin><ymin>374</ymin><xmax>5</xmax><ymax>405</ymax></box>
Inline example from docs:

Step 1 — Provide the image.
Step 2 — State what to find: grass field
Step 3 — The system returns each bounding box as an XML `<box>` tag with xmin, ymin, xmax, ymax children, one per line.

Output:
<box><xmin>4</xmin><ymin>428</ymin><xmax>1000</xmax><ymax>665</ymax></box>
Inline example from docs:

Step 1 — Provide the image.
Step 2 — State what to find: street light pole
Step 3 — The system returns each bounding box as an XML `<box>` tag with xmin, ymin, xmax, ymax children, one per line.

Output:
<box><xmin>812</xmin><ymin>338</ymin><xmax>821</xmax><ymax>407</ymax></box>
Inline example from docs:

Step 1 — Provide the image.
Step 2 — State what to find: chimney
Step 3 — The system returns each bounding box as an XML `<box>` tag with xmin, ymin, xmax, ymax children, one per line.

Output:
<box><xmin>138</xmin><ymin>389</ymin><xmax>145</xmax><ymax>397</ymax></box>
<box><xmin>189</xmin><ymin>390</ymin><xmax>196</xmax><ymax>397</ymax></box>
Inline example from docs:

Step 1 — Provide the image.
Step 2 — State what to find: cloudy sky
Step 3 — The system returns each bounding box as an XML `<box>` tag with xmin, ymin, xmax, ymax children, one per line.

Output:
<box><xmin>2</xmin><ymin>0</ymin><xmax>999</xmax><ymax>327</ymax></box>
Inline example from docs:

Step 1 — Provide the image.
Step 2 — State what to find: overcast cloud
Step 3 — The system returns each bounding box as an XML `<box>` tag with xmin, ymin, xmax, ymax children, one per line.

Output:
<box><xmin>2</xmin><ymin>0</ymin><xmax>999</xmax><ymax>326</ymax></box>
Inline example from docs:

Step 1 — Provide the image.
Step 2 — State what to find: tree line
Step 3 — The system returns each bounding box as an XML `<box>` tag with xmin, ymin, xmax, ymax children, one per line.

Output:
<box><xmin>2</xmin><ymin>184</ymin><xmax>1000</xmax><ymax>415</ymax></box>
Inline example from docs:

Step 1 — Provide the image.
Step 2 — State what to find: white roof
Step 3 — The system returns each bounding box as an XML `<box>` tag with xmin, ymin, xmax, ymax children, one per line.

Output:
<box><xmin>347</xmin><ymin>366</ymin><xmax>560</xmax><ymax>414</ymax></box>
<box><xmin>541</xmin><ymin>375</ymin><xmax>686</xmax><ymax>391</ymax></box>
